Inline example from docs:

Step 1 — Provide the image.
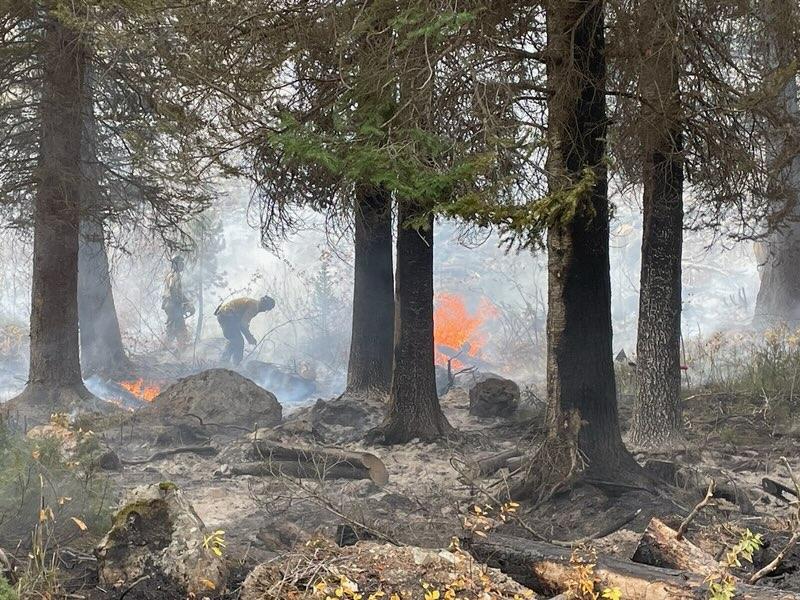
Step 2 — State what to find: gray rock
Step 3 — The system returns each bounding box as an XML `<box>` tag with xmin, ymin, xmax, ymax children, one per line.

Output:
<box><xmin>95</xmin><ymin>482</ymin><xmax>227</xmax><ymax>595</ymax></box>
<box><xmin>468</xmin><ymin>376</ymin><xmax>520</xmax><ymax>418</ymax></box>
<box><xmin>152</xmin><ymin>368</ymin><xmax>282</xmax><ymax>428</ymax></box>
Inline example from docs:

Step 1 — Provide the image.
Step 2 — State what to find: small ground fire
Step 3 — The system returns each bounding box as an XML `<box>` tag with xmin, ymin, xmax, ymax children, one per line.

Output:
<box><xmin>118</xmin><ymin>379</ymin><xmax>162</xmax><ymax>403</ymax></box>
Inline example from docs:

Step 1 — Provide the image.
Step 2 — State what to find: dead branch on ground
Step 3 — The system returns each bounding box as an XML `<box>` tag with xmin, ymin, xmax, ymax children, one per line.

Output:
<box><xmin>120</xmin><ymin>445</ymin><xmax>217</xmax><ymax>465</ymax></box>
<box><xmin>749</xmin><ymin>457</ymin><xmax>800</xmax><ymax>585</ymax></box>
<box><xmin>676</xmin><ymin>479</ymin><xmax>715</xmax><ymax>540</ymax></box>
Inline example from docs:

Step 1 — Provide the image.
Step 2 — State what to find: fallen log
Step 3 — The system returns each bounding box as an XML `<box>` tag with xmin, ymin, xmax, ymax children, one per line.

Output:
<box><xmin>477</xmin><ymin>448</ymin><xmax>523</xmax><ymax>477</ymax></box>
<box><xmin>467</xmin><ymin>534</ymin><xmax>800</xmax><ymax>599</ymax></box>
<box><xmin>231</xmin><ymin>460</ymin><xmax>375</xmax><ymax>482</ymax></box>
<box><xmin>762</xmin><ymin>477</ymin><xmax>798</xmax><ymax>502</ymax></box>
<box><xmin>120</xmin><ymin>445</ymin><xmax>218</xmax><ymax>466</ymax></box>
<box><xmin>632</xmin><ymin>518</ymin><xmax>719</xmax><ymax>577</ymax></box>
<box><xmin>250</xmin><ymin>441</ymin><xmax>388</xmax><ymax>485</ymax></box>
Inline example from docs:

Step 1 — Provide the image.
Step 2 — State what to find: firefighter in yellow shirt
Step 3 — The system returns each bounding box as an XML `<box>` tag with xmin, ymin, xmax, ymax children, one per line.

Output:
<box><xmin>215</xmin><ymin>294</ymin><xmax>276</xmax><ymax>365</ymax></box>
<box><xmin>162</xmin><ymin>255</ymin><xmax>194</xmax><ymax>349</ymax></box>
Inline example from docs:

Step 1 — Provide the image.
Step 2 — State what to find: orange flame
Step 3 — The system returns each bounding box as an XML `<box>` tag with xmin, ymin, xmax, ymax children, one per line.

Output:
<box><xmin>434</xmin><ymin>293</ymin><xmax>497</xmax><ymax>368</ymax></box>
<box><xmin>119</xmin><ymin>379</ymin><xmax>161</xmax><ymax>402</ymax></box>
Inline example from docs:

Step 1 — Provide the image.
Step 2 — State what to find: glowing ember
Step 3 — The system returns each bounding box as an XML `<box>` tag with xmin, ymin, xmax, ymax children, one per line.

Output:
<box><xmin>434</xmin><ymin>293</ymin><xmax>497</xmax><ymax>368</ymax></box>
<box><xmin>119</xmin><ymin>379</ymin><xmax>161</xmax><ymax>402</ymax></box>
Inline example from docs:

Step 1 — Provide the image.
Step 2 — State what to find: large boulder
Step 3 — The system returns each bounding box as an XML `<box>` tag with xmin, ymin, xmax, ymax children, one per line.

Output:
<box><xmin>152</xmin><ymin>368</ymin><xmax>281</xmax><ymax>427</ymax></box>
<box><xmin>95</xmin><ymin>483</ymin><xmax>227</xmax><ymax>596</ymax></box>
<box><xmin>468</xmin><ymin>376</ymin><xmax>520</xmax><ymax>418</ymax></box>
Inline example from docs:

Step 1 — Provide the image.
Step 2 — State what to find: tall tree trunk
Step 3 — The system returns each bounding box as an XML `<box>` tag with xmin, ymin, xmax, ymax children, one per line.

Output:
<box><xmin>629</xmin><ymin>0</ymin><xmax>684</xmax><ymax>449</ymax></box>
<box><xmin>374</xmin><ymin>205</ymin><xmax>451</xmax><ymax>444</ymax></box>
<box><xmin>195</xmin><ymin>251</ymin><xmax>204</xmax><ymax>342</ymax></box>
<box><xmin>753</xmin><ymin>0</ymin><xmax>800</xmax><ymax>328</ymax></box>
<box><xmin>516</xmin><ymin>0</ymin><xmax>639</xmax><ymax>496</ymax></box>
<box><xmin>346</xmin><ymin>185</ymin><xmax>395</xmax><ymax>394</ymax></box>
<box><xmin>78</xmin><ymin>68</ymin><xmax>130</xmax><ymax>378</ymax></box>
<box><xmin>78</xmin><ymin>221</ymin><xmax>129</xmax><ymax>378</ymax></box>
<box><xmin>11</xmin><ymin>17</ymin><xmax>102</xmax><ymax>421</ymax></box>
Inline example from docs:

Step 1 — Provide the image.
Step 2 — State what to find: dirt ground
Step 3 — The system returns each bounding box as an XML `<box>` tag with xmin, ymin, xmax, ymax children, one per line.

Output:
<box><xmin>6</xmin><ymin>373</ymin><xmax>800</xmax><ymax>599</ymax></box>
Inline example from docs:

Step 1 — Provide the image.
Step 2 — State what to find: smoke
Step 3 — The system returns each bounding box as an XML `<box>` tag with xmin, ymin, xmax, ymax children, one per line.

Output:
<box><xmin>0</xmin><ymin>180</ymin><xmax>763</xmax><ymax>404</ymax></box>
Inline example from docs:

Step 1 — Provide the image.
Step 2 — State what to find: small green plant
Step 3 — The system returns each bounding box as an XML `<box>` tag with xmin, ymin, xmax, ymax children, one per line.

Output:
<box><xmin>565</xmin><ymin>547</ymin><xmax>623</xmax><ymax>599</ymax></box>
<box><xmin>706</xmin><ymin>528</ymin><xmax>763</xmax><ymax>600</ymax></box>
<box><xmin>462</xmin><ymin>500</ymin><xmax>520</xmax><ymax>537</ymax></box>
<box><xmin>707</xmin><ymin>577</ymin><xmax>736</xmax><ymax>600</ymax></box>
<box><xmin>158</xmin><ymin>481</ymin><xmax>178</xmax><ymax>492</ymax></box>
<box><xmin>202</xmin><ymin>529</ymin><xmax>226</xmax><ymax>557</ymax></box>
<box><xmin>725</xmin><ymin>528</ymin><xmax>763</xmax><ymax>568</ymax></box>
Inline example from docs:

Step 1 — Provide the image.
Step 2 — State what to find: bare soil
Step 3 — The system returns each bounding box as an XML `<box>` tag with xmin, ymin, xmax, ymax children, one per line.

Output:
<box><xmin>5</xmin><ymin>377</ymin><xmax>800</xmax><ymax>599</ymax></box>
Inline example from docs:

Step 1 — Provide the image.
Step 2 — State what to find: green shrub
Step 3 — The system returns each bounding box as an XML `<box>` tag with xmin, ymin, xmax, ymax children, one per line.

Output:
<box><xmin>0</xmin><ymin>578</ymin><xmax>18</xmax><ymax>600</ymax></box>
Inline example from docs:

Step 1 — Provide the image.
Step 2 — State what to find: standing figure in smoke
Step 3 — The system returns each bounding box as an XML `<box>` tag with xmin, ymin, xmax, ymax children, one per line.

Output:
<box><xmin>162</xmin><ymin>255</ymin><xmax>194</xmax><ymax>350</ymax></box>
<box><xmin>215</xmin><ymin>294</ymin><xmax>276</xmax><ymax>365</ymax></box>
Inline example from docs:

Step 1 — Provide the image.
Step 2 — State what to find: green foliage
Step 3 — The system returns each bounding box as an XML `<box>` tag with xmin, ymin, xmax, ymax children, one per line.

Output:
<box><xmin>706</xmin><ymin>528</ymin><xmax>763</xmax><ymax>600</ymax></box>
<box><xmin>707</xmin><ymin>577</ymin><xmax>736</xmax><ymax>600</ymax></box>
<box><xmin>0</xmin><ymin>578</ymin><xmax>18</xmax><ymax>600</ymax></box>
<box><xmin>242</xmin><ymin>0</ymin><xmax>534</xmax><ymax>243</ymax></box>
<box><xmin>0</xmin><ymin>420</ymin><xmax>114</xmax><ymax>543</ymax></box>
<box><xmin>202</xmin><ymin>529</ymin><xmax>226</xmax><ymax>557</ymax></box>
<box><xmin>724</xmin><ymin>529</ymin><xmax>762</xmax><ymax>568</ymax></box>
<box><xmin>391</xmin><ymin>7</ymin><xmax>478</xmax><ymax>47</ymax></box>
<box><xmin>436</xmin><ymin>166</ymin><xmax>599</xmax><ymax>248</ymax></box>
<box><xmin>685</xmin><ymin>327</ymin><xmax>800</xmax><ymax>433</ymax></box>
<box><xmin>269</xmin><ymin>114</ymin><xmax>508</xmax><ymax>221</ymax></box>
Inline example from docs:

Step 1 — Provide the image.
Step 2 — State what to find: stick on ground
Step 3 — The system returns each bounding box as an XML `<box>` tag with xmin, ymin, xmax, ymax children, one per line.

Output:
<box><xmin>676</xmin><ymin>479</ymin><xmax>715</xmax><ymax>540</ymax></box>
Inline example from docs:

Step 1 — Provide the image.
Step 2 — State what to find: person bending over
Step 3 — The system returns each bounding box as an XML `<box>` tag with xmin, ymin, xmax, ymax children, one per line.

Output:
<box><xmin>215</xmin><ymin>294</ymin><xmax>275</xmax><ymax>365</ymax></box>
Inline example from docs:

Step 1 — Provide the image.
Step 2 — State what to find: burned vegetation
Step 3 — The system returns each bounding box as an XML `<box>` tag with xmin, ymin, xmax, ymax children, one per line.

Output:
<box><xmin>1</xmin><ymin>0</ymin><xmax>800</xmax><ymax>599</ymax></box>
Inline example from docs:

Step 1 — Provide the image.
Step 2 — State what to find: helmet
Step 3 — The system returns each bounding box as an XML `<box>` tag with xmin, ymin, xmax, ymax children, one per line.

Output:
<box><xmin>259</xmin><ymin>294</ymin><xmax>275</xmax><ymax>311</ymax></box>
<box><xmin>170</xmin><ymin>254</ymin><xmax>185</xmax><ymax>270</ymax></box>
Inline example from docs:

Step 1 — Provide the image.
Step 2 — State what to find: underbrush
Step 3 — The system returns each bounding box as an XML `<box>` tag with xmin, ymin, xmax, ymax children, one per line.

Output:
<box><xmin>617</xmin><ymin>326</ymin><xmax>800</xmax><ymax>436</ymax></box>
<box><xmin>0</xmin><ymin>416</ymin><xmax>114</xmax><ymax>598</ymax></box>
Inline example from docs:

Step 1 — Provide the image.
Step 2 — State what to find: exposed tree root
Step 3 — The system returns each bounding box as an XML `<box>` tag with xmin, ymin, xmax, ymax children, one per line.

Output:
<box><xmin>366</xmin><ymin>410</ymin><xmax>456</xmax><ymax>446</ymax></box>
<box><xmin>511</xmin><ymin>411</ymin><xmax>655</xmax><ymax>503</ymax></box>
<box><xmin>3</xmin><ymin>382</ymin><xmax>118</xmax><ymax>427</ymax></box>
<box><xmin>510</xmin><ymin>411</ymin><xmax>584</xmax><ymax>504</ymax></box>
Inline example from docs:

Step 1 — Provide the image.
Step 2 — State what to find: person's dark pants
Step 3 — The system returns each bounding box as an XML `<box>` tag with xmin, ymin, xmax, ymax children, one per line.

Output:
<box><xmin>217</xmin><ymin>315</ymin><xmax>244</xmax><ymax>365</ymax></box>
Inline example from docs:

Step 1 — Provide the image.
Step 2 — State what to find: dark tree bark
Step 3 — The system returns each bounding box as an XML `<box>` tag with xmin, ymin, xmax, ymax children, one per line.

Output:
<box><xmin>78</xmin><ymin>69</ymin><xmax>130</xmax><ymax>378</ymax></box>
<box><xmin>78</xmin><ymin>222</ymin><xmax>129</xmax><ymax>378</ymax></box>
<box><xmin>373</xmin><ymin>205</ymin><xmax>452</xmax><ymax>444</ymax></box>
<box><xmin>9</xmin><ymin>18</ymin><xmax>103</xmax><ymax>421</ymax></box>
<box><xmin>754</xmin><ymin>222</ymin><xmax>800</xmax><ymax>327</ymax></box>
<box><xmin>516</xmin><ymin>0</ymin><xmax>639</xmax><ymax>494</ymax></box>
<box><xmin>753</xmin><ymin>0</ymin><xmax>800</xmax><ymax>328</ymax></box>
<box><xmin>629</xmin><ymin>0</ymin><xmax>684</xmax><ymax>449</ymax></box>
<box><xmin>346</xmin><ymin>185</ymin><xmax>395</xmax><ymax>394</ymax></box>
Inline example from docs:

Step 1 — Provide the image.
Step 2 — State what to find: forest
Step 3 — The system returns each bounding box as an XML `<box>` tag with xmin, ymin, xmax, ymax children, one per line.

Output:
<box><xmin>1</xmin><ymin>0</ymin><xmax>800</xmax><ymax>598</ymax></box>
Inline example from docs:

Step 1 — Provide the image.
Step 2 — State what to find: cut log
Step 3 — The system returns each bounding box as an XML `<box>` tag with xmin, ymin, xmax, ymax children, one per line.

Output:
<box><xmin>762</xmin><ymin>477</ymin><xmax>798</xmax><ymax>502</ymax></box>
<box><xmin>632</xmin><ymin>518</ymin><xmax>719</xmax><ymax>577</ymax></box>
<box><xmin>467</xmin><ymin>534</ymin><xmax>800</xmax><ymax>599</ymax></box>
<box><xmin>245</xmin><ymin>441</ymin><xmax>388</xmax><ymax>484</ymax></box>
